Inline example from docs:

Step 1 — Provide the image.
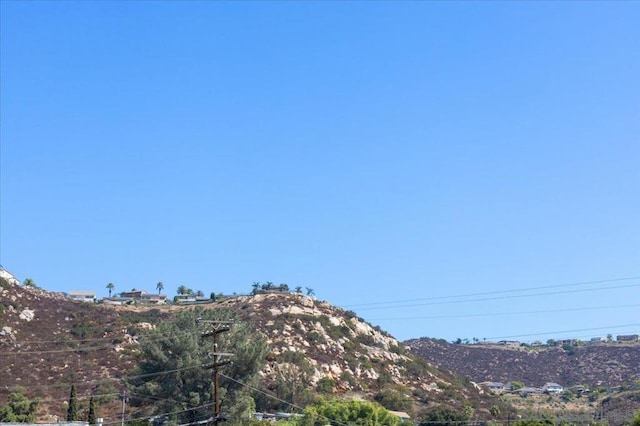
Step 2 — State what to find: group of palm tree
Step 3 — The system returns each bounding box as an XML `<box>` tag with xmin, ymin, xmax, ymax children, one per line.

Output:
<box><xmin>104</xmin><ymin>280</ymin><xmax>315</xmax><ymax>299</ymax></box>
<box><xmin>106</xmin><ymin>281</ymin><xmax>164</xmax><ymax>298</ymax></box>
<box><xmin>251</xmin><ymin>281</ymin><xmax>314</xmax><ymax>296</ymax></box>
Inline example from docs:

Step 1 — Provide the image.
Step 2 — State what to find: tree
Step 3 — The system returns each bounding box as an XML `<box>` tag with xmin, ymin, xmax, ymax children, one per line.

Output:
<box><xmin>305</xmin><ymin>287</ymin><xmax>315</xmax><ymax>296</ymax></box>
<box><xmin>127</xmin><ymin>308</ymin><xmax>269</xmax><ymax>425</ymax></box>
<box><xmin>156</xmin><ymin>282</ymin><xmax>164</xmax><ymax>295</ymax></box>
<box><xmin>251</xmin><ymin>282</ymin><xmax>260</xmax><ymax>295</ymax></box>
<box><xmin>263</xmin><ymin>352</ymin><xmax>316</xmax><ymax>411</ymax></box>
<box><xmin>67</xmin><ymin>384</ymin><xmax>78</xmax><ymax>421</ymax></box>
<box><xmin>23</xmin><ymin>278</ymin><xmax>36</xmax><ymax>288</ymax></box>
<box><xmin>87</xmin><ymin>396</ymin><xmax>97</xmax><ymax>425</ymax></box>
<box><xmin>490</xmin><ymin>405</ymin><xmax>501</xmax><ymax>417</ymax></box>
<box><xmin>295</xmin><ymin>286</ymin><xmax>302</xmax><ymax>294</ymax></box>
<box><xmin>299</xmin><ymin>399</ymin><xmax>399</xmax><ymax>426</ymax></box>
<box><xmin>0</xmin><ymin>388</ymin><xmax>40</xmax><ymax>422</ymax></box>
<box><xmin>510</xmin><ymin>381</ymin><xmax>525</xmax><ymax>390</ymax></box>
<box><xmin>106</xmin><ymin>282</ymin><xmax>115</xmax><ymax>297</ymax></box>
<box><xmin>177</xmin><ymin>285</ymin><xmax>191</xmax><ymax>295</ymax></box>
<box><xmin>374</xmin><ymin>387</ymin><xmax>413</xmax><ymax>412</ymax></box>
<box><xmin>419</xmin><ymin>407</ymin><xmax>469</xmax><ymax>426</ymax></box>
<box><xmin>278</xmin><ymin>283</ymin><xmax>289</xmax><ymax>292</ymax></box>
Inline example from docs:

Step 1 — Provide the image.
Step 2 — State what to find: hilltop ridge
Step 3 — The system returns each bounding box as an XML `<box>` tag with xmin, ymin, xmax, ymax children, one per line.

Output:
<box><xmin>405</xmin><ymin>337</ymin><xmax>640</xmax><ymax>388</ymax></box>
<box><xmin>0</xmin><ymin>274</ymin><xmax>494</xmax><ymax>423</ymax></box>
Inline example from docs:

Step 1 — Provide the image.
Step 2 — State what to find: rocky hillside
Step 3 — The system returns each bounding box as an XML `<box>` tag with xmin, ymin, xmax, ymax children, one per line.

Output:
<box><xmin>0</xmin><ymin>274</ymin><xmax>494</xmax><ymax>422</ymax></box>
<box><xmin>405</xmin><ymin>337</ymin><xmax>640</xmax><ymax>388</ymax></box>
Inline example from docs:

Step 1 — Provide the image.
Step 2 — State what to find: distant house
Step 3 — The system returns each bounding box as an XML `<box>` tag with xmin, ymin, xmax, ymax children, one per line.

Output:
<box><xmin>616</xmin><ymin>334</ymin><xmax>639</xmax><ymax>342</ymax></box>
<box><xmin>519</xmin><ymin>386</ymin><xmax>542</xmax><ymax>396</ymax></box>
<box><xmin>570</xmin><ymin>385</ymin><xmax>589</xmax><ymax>395</ymax></box>
<box><xmin>0</xmin><ymin>268</ymin><xmax>20</xmax><ymax>286</ymax></box>
<box><xmin>140</xmin><ymin>293</ymin><xmax>168</xmax><ymax>305</ymax></box>
<box><xmin>388</xmin><ymin>411</ymin><xmax>411</xmax><ymax>423</ymax></box>
<box><xmin>485</xmin><ymin>382</ymin><xmax>505</xmax><ymax>393</ymax></box>
<box><xmin>102</xmin><ymin>297</ymin><xmax>129</xmax><ymax>306</ymax></box>
<box><xmin>589</xmin><ymin>337</ymin><xmax>603</xmax><ymax>344</ymax></box>
<box><xmin>542</xmin><ymin>382</ymin><xmax>564</xmax><ymax>394</ymax></box>
<box><xmin>120</xmin><ymin>290</ymin><xmax>147</xmax><ymax>299</ymax></box>
<box><xmin>174</xmin><ymin>294</ymin><xmax>197</xmax><ymax>304</ymax></box>
<box><xmin>68</xmin><ymin>291</ymin><xmax>96</xmax><ymax>303</ymax></box>
<box><xmin>498</xmin><ymin>340</ymin><xmax>520</xmax><ymax>346</ymax></box>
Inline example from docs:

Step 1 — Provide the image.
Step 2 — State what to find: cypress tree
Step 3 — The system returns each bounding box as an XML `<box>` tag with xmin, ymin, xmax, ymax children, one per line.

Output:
<box><xmin>66</xmin><ymin>384</ymin><xmax>78</xmax><ymax>421</ymax></box>
<box><xmin>87</xmin><ymin>396</ymin><xmax>97</xmax><ymax>425</ymax></box>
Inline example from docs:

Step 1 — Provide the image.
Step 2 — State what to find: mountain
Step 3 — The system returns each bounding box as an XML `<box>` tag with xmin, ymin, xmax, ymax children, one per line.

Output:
<box><xmin>0</xmin><ymin>274</ymin><xmax>494</xmax><ymax>423</ymax></box>
<box><xmin>404</xmin><ymin>337</ymin><xmax>640</xmax><ymax>388</ymax></box>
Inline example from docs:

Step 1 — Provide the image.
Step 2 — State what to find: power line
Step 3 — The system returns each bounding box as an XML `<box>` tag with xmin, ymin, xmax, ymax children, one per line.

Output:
<box><xmin>352</xmin><ymin>282</ymin><xmax>640</xmax><ymax>312</ymax></box>
<box><xmin>368</xmin><ymin>302</ymin><xmax>640</xmax><ymax>321</ymax></box>
<box><xmin>0</xmin><ymin>326</ymin><xmax>217</xmax><ymax>354</ymax></box>
<box><xmin>219</xmin><ymin>374</ymin><xmax>305</xmax><ymax>414</ymax></box>
<box><xmin>345</xmin><ymin>276</ymin><xmax>640</xmax><ymax>308</ymax></box>
<box><xmin>1</xmin><ymin>366</ymin><xmax>203</xmax><ymax>391</ymax></box>
<box><xmin>220</xmin><ymin>374</ymin><xmax>351</xmax><ymax>426</ymax></box>
<box><xmin>483</xmin><ymin>322</ymin><xmax>640</xmax><ymax>341</ymax></box>
<box><xmin>100</xmin><ymin>402</ymin><xmax>217</xmax><ymax>426</ymax></box>
<box><xmin>0</xmin><ymin>344</ymin><xmax>116</xmax><ymax>355</ymax></box>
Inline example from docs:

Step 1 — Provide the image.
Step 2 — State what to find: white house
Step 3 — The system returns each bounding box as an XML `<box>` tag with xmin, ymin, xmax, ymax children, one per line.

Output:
<box><xmin>174</xmin><ymin>294</ymin><xmax>197</xmax><ymax>304</ymax></box>
<box><xmin>542</xmin><ymin>382</ymin><xmax>564</xmax><ymax>394</ymax></box>
<box><xmin>0</xmin><ymin>268</ymin><xmax>20</xmax><ymax>286</ymax></box>
<box><xmin>68</xmin><ymin>291</ymin><xmax>96</xmax><ymax>303</ymax></box>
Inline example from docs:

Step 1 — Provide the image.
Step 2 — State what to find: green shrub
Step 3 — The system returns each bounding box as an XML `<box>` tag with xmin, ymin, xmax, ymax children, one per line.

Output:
<box><xmin>316</xmin><ymin>377</ymin><xmax>335</xmax><ymax>394</ymax></box>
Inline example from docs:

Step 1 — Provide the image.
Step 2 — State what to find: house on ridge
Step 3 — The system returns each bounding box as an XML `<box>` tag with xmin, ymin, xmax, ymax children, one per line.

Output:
<box><xmin>68</xmin><ymin>291</ymin><xmax>96</xmax><ymax>303</ymax></box>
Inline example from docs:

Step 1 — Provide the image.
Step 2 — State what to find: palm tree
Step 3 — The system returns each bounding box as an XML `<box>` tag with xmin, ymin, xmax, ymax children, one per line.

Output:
<box><xmin>106</xmin><ymin>282</ymin><xmax>114</xmax><ymax>297</ymax></box>
<box><xmin>23</xmin><ymin>278</ymin><xmax>36</xmax><ymax>288</ymax></box>
<box><xmin>251</xmin><ymin>282</ymin><xmax>260</xmax><ymax>295</ymax></box>
<box><xmin>305</xmin><ymin>287</ymin><xmax>315</xmax><ymax>296</ymax></box>
<box><xmin>295</xmin><ymin>286</ymin><xmax>302</xmax><ymax>294</ymax></box>
<box><xmin>156</xmin><ymin>281</ymin><xmax>164</xmax><ymax>294</ymax></box>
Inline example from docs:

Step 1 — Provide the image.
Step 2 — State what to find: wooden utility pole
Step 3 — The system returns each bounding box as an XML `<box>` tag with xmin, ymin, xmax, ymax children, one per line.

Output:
<box><xmin>119</xmin><ymin>391</ymin><xmax>127</xmax><ymax>426</ymax></box>
<box><xmin>197</xmin><ymin>319</ymin><xmax>233</xmax><ymax>424</ymax></box>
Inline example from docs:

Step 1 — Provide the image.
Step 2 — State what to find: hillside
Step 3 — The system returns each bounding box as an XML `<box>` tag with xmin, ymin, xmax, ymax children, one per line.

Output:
<box><xmin>0</xmin><ymin>275</ymin><xmax>496</xmax><ymax>423</ymax></box>
<box><xmin>404</xmin><ymin>337</ymin><xmax>640</xmax><ymax>388</ymax></box>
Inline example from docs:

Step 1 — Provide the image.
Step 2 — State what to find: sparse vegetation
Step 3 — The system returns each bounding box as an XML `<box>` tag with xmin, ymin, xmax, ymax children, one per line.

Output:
<box><xmin>2</xmin><ymin>283</ymin><xmax>638</xmax><ymax>424</ymax></box>
<box><xmin>0</xmin><ymin>388</ymin><xmax>40</xmax><ymax>422</ymax></box>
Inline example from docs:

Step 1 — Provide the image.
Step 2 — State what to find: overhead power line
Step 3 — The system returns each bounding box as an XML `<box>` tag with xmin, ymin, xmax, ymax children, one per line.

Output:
<box><xmin>368</xmin><ymin>302</ymin><xmax>640</xmax><ymax>321</ymax></box>
<box><xmin>483</xmin><ymin>322</ymin><xmax>640</xmax><ymax>340</ymax></box>
<box><xmin>220</xmin><ymin>374</ymin><xmax>351</xmax><ymax>426</ymax></box>
<box><xmin>345</xmin><ymin>275</ymin><xmax>640</xmax><ymax>309</ymax></box>
<box><xmin>352</xmin><ymin>282</ymin><xmax>640</xmax><ymax>312</ymax></box>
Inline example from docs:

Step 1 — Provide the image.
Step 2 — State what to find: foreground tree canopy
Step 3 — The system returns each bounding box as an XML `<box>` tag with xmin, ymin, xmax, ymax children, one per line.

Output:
<box><xmin>299</xmin><ymin>399</ymin><xmax>400</xmax><ymax>426</ymax></box>
<box><xmin>0</xmin><ymin>389</ymin><xmax>40</xmax><ymax>423</ymax></box>
<box><xmin>127</xmin><ymin>307</ymin><xmax>269</xmax><ymax>425</ymax></box>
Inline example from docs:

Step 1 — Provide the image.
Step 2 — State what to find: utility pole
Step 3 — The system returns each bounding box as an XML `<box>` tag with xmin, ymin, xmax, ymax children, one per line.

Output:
<box><xmin>119</xmin><ymin>391</ymin><xmax>127</xmax><ymax>426</ymax></box>
<box><xmin>197</xmin><ymin>319</ymin><xmax>233</xmax><ymax>424</ymax></box>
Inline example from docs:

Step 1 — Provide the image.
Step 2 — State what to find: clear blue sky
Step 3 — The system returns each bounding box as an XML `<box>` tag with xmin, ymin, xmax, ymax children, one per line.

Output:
<box><xmin>1</xmin><ymin>1</ymin><xmax>638</xmax><ymax>343</ymax></box>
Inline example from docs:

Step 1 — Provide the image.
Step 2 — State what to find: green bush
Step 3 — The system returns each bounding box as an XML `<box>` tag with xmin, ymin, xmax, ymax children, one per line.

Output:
<box><xmin>316</xmin><ymin>377</ymin><xmax>335</xmax><ymax>394</ymax></box>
